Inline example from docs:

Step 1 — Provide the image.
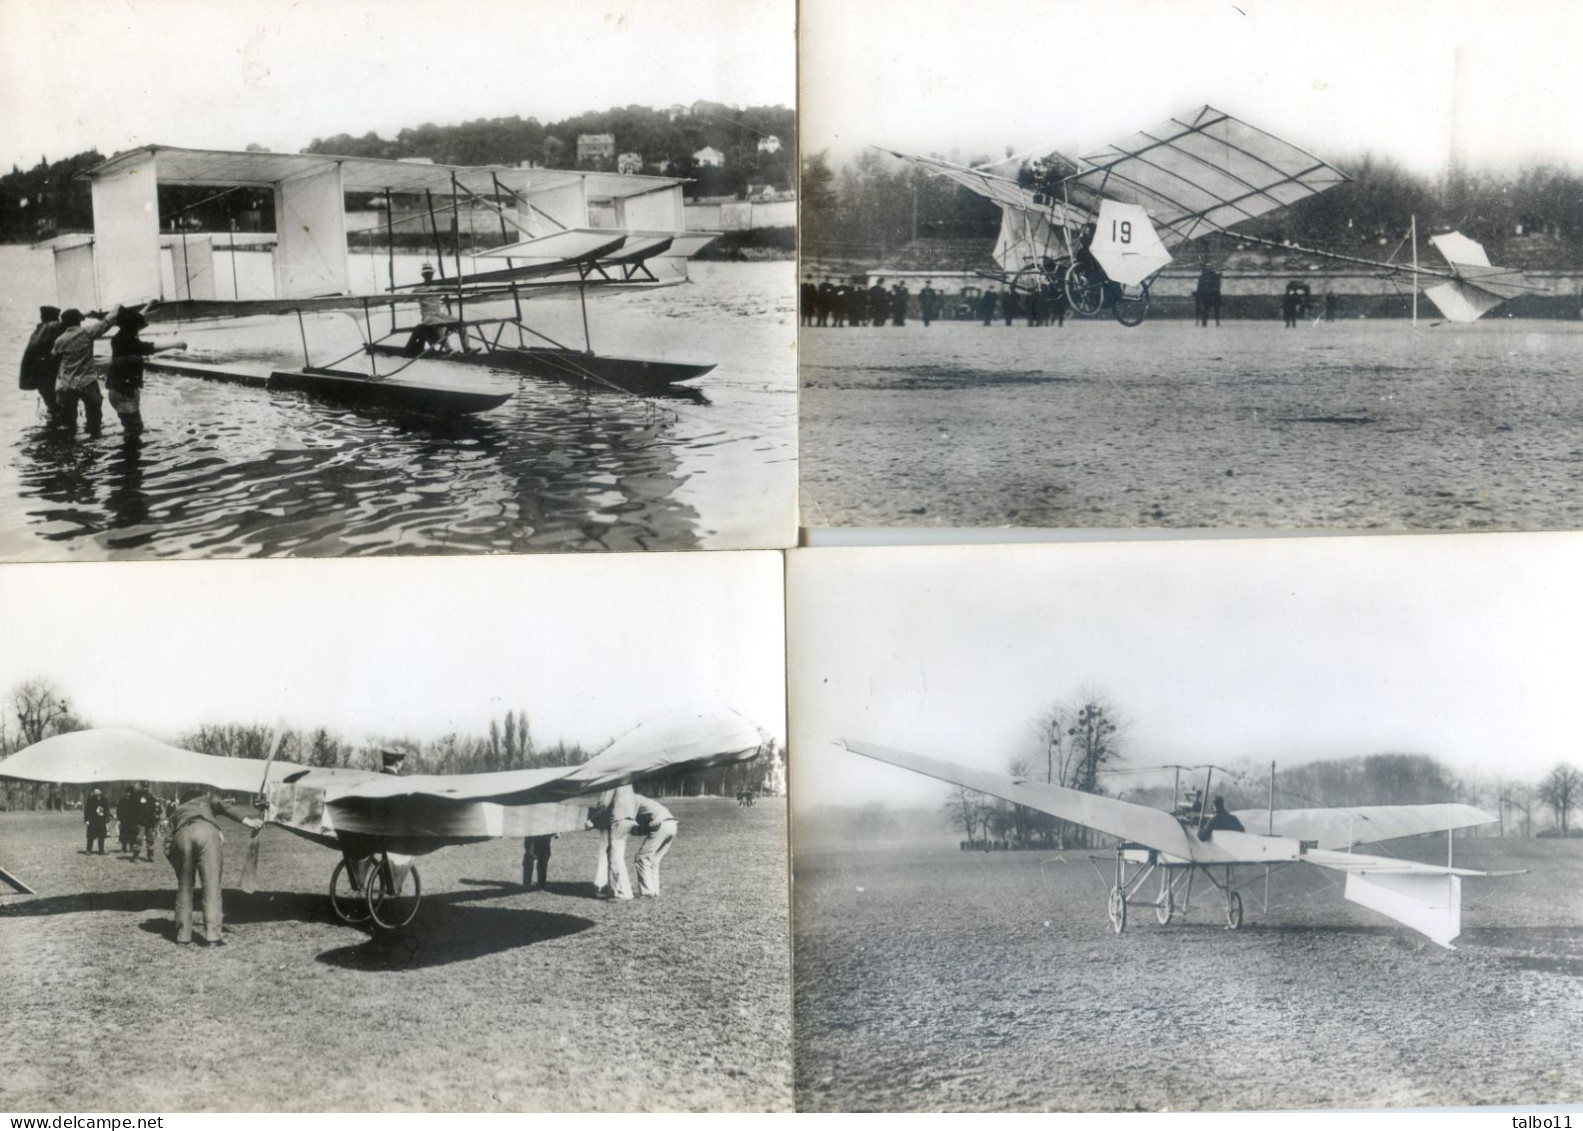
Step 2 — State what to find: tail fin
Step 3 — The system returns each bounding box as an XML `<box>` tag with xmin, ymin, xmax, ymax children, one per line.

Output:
<box><xmin>1343</xmin><ymin>871</ymin><xmax>1462</xmax><ymax>948</ymax></box>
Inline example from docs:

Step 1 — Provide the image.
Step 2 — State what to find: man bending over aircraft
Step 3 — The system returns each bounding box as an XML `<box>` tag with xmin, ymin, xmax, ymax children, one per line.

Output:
<box><xmin>167</xmin><ymin>786</ymin><xmax>263</xmax><ymax>946</ymax></box>
<box><xmin>1197</xmin><ymin>796</ymin><xmax>1245</xmax><ymax>842</ymax></box>
<box><xmin>631</xmin><ymin>793</ymin><xmax>677</xmax><ymax>898</ymax></box>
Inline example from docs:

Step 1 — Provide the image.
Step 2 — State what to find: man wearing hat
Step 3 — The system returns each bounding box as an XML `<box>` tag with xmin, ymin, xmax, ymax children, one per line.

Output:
<box><xmin>18</xmin><ymin>305</ymin><xmax>63</xmax><ymax>421</ymax></box>
<box><xmin>106</xmin><ymin>308</ymin><xmax>185</xmax><ymax>436</ymax></box>
<box><xmin>379</xmin><ymin>747</ymin><xmax>406</xmax><ymax>774</ymax></box>
<box><xmin>50</xmin><ymin>306</ymin><xmax>117</xmax><ymax>436</ymax></box>
<box><xmin>83</xmin><ymin>787</ymin><xmax>111</xmax><ymax>855</ymax></box>
<box><xmin>401</xmin><ymin>264</ymin><xmax>456</xmax><ymax>357</ymax></box>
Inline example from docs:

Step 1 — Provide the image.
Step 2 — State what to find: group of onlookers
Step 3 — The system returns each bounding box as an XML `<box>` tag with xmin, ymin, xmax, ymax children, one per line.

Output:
<box><xmin>80</xmin><ymin>783</ymin><xmax>166</xmax><ymax>860</ymax></box>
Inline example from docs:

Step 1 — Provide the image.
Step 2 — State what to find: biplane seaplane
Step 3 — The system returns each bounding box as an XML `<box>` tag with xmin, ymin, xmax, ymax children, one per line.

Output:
<box><xmin>842</xmin><ymin>739</ymin><xmax>1508</xmax><ymax>949</ymax></box>
<box><xmin>46</xmin><ymin>145</ymin><xmax>721</xmax><ymax>415</ymax></box>
<box><xmin>885</xmin><ymin>105</ymin><xmax>1542</xmax><ymax>326</ymax></box>
<box><xmin>0</xmin><ymin>709</ymin><xmax>766</xmax><ymax>929</ymax></box>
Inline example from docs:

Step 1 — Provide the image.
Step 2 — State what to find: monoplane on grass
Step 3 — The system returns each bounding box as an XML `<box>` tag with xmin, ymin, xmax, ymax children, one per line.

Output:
<box><xmin>885</xmin><ymin>105</ymin><xmax>1541</xmax><ymax>326</ymax></box>
<box><xmin>843</xmin><ymin>739</ymin><xmax>1510</xmax><ymax>949</ymax></box>
<box><xmin>44</xmin><ymin>146</ymin><xmax>721</xmax><ymax>413</ymax></box>
<box><xmin>0</xmin><ymin>709</ymin><xmax>766</xmax><ymax>930</ymax></box>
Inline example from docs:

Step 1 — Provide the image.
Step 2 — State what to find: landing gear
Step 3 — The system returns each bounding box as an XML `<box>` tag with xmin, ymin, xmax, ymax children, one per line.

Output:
<box><xmin>1155</xmin><ymin>879</ymin><xmax>1174</xmax><ymax>925</ymax></box>
<box><xmin>329</xmin><ymin>858</ymin><xmax>373</xmax><ymax>924</ymax></box>
<box><xmin>1224</xmin><ymin>888</ymin><xmax>1243</xmax><ymax>930</ymax></box>
<box><xmin>363</xmin><ymin>853</ymin><xmax>422</xmax><ymax>930</ymax></box>
<box><xmin>1111</xmin><ymin>281</ymin><xmax>1151</xmax><ymax>327</ymax></box>
<box><xmin>1108</xmin><ymin>886</ymin><xmax>1127</xmax><ymax>934</ymax></box>
<box><xmin>1065</xmin><ymin>260</ymin><xmax>1106</xmax><ymax>316</ymax></box>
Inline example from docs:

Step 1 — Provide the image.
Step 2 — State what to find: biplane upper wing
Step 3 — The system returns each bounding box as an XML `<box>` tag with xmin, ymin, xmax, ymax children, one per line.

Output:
<box><xmin>842</xmin><ymin>740</ymin><xmax>1197</xmax><ymax>857</ymax></box>
<box><xmin>1232</xmin><ymin>802</ymin><xmax>1495</xmax><ymax>849</ymax></box>
<box><xmin>0</xmin><ymin>728</ymin><xmax>305</xmax><ymax>794</ymax></box>
<box><xmin>1067</xmin><ymin>105</ymin><xmax>1350</xmax><ymax>247</ymax></box>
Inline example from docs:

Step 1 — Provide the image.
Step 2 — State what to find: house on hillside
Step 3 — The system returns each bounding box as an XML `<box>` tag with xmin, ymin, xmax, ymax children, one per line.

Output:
<box><xmin>577</xmin><ymin>133</ymin><xmax>615</xmax><ymax>163</ymax></box>
<box><xmin>757</xmin><ymin>135</ymin><xmax>782</xmax><ymax>155</ymax></box>
<box><xmin>693</xmin><ymin>146</ymin><xmax>725</xmax><ymax>168</ymax></box>
<box><xmin>616</xmin><ymin>152</ymin><xmax>643</xmax><ymax>175</ymax></box>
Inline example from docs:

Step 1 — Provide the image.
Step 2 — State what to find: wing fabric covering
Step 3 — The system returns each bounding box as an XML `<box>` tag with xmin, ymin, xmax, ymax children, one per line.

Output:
<box><xmin>1069</xmin><ymin>105</ymin><xmax>1349</xmax><ymax>247</ymax></box>
<box><xmin>1232</xmin><ymin>803</ymin><xmax>1494</xmax><ymax>849</ymax></box>
<box><xmin>842</xmin><ymin>740</ymin><xmax>1196</xmax><ymax>857</ymax></box>
<box><xmin>0</xmin><ymin>728</ymin><xmax>305</xmax><ymax>795</ymax></box>
<box><xmin>321</xmin><ymin>708</ymin><xmax>766</xmax><ymax>808</ymax></box>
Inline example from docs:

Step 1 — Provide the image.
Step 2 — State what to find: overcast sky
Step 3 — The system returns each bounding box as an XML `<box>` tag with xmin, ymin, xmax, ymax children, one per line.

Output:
<box><xmin>802</xmin><ymin>0</ymin><xmax>1583</xmax><ymax>177</ymax></box>
<box><xmin>0</xmin><ymin>553</ymin><xmax>785</xmax><ymax>752</ymax></box>
<box><xmin>789</xmin><ymin>534</ymin><xmax>1583</xmax><ymax>812</ymax></box>
<box><xmin>0</xmin><ymin>0</ymin><xmax>794</xmax><ymax>171</ymax></box>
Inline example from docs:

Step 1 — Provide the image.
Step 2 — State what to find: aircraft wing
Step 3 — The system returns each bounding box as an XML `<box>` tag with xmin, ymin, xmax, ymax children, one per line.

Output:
<box><xmin>0</xmin><ymin>728</ymin><xmax>304</xmax><ymax>795</ymax></box>
<box><xmin>878</xmin><ymin>149</ymin><xmax>1091</xmax><ymax>229</ymax></box>
<box><xmin>1232</xmin><ymin>803</ymin><xmax>1495</xmax><ymax>849</ymax></box>
<box><xmin>1067</xmin><ymin>105</ymin><xmax>1349</xmax><ymax>247</ymax></box>
<box><xmin>303</xmin><ymin>708</ymin><xmax>767</xmax><ymax>809</ymax></box>
<box><xmin>842</xmin><ymin>740</ymin><xmax>1197</xmax><ymax>857</ymax></box>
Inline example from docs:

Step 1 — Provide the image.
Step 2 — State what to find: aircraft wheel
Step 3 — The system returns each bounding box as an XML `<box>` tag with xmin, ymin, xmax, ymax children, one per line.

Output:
<box><xmin>329</xmin><ymin>858</ymin><xmax>371</xmax><ymax>924</ymax></box>
<box><xmin>1107</xmin><ymin>886</ymin><xmax>1127</xmax><ymax>934</ymax></box>
<box><xmin>1012</xmin><ymin>262</ymin><xmax>1060</xmax><ymax>298</ymax></box>
<box><xmin>364</xmin><ymin>856</ymin><xmax>422</xmax><ymax>930</ymax></box>
<box><xmin>1224</xmin><ymin>890</ymin><xmax>1243</xmax><ymax>930</ymax></box>
<box><xmin>1155</xmin><ymin>888</ymin><xmax>1173</xmax><ymax>925</ymax></box>
<box><xmin>1112</xmin><ymin>281</ymin><xmax>1151</xmax><ymax>327</ymax></box>
<box><xmin>1065</xmin><ymin>261</ymin><xmax>1106</xmax><ymax>316</ymax></box>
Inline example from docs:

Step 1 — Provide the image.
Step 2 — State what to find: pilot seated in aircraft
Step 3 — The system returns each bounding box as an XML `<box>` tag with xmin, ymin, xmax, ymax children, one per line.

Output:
<box><xmin>402</xmin><ymin>264</ymin><xmax>458</xmax><ymax>357</ymax></box>
<box><xmin>1197</xmin><ymin>796</ymin><xmax>1245</xmax><ymax>842</ymax></box>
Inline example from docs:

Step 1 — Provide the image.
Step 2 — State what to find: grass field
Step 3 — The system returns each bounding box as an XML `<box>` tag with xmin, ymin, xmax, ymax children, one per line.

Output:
<box><xmin>792</xmin><ymin>834</ymin><xmax>1583</xmax><ymax>1112</ymax></box>
<box><xmin>0</xmin><ymin>799</ymin><xmax>790</xmax><ymax>1112</ymax></box>
<box><xmin>800</xmin><ymin>318</ymin><xmax>1583</xmax><ymax>530</ymax></box>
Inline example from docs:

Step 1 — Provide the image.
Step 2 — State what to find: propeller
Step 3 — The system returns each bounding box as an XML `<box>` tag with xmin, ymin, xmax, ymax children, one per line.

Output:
<box><xmin>239</xmin><ymin>720</ymin><xmax>287</xmax><ymax>894</ymax></box>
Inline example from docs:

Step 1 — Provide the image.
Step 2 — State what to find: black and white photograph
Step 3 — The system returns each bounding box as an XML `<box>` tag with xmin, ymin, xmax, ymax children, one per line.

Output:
<box><xmin>788</xmin><ymin>536</ymin><xmax>1583</xmax><ymax>1111</ymax></box>
<box><xmin>1</xmin><ymin>0</ymin><xmax>796</xmax><ymax>559</ymax></box>
<box><xmin>0</xmin><ymin>551</ymin><xmax>790</xmax><ymax>1111</ymax></box>
<box><xmin>799</xmin><ymin>0</ymin><xmax>1583</xmax><ymax>532</ymax></box>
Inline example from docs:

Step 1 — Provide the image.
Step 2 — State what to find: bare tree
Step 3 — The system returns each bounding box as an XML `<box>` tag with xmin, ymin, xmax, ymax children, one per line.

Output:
<box><xmin>11</xmin><ymin>678</ymin><xmax>75</xmax><ymax>746</ymax></box>
<box><xmin>943</xmin><ymin>785</ymin><xmax>987</xmax><ymax>845</ymax></box>
<box><xmin>1537</xmin><ymin>763</ymin><xmax>1583</xmax><ymax>836</ymax></box>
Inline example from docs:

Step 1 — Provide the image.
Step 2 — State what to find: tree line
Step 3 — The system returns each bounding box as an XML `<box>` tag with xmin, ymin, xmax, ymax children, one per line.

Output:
<box><xmin>0</xmin><ymin>101</ymin><xmax>795</xmax><ymax>244</ymax></box>
<box><xmin>940</xmin><ymin>687</ymin><xmax>1582</xmax><ymax>848</ymax></box>
<box><xmin>0</xmin><ymin>676</ymin><xmax>780</xmax><ymax>809</ymax></box>
<box><xmin>803</xmin><ymin>147</ymin><xmax>1583</xmax><ymax>270</ymax></box>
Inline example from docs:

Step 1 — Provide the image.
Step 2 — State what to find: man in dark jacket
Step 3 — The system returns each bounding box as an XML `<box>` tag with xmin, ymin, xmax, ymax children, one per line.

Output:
<box><xmin>115</xmin><ymin>786</ymin><xmax>138</xmax><ymax>854</ymax></box>
<box><xmin>1197</xmin><ymin>796</ymin><xmax>1246</xmax><ymax>842</ymax></box>
<box><xmin>130</xmin><ymin>783</ymin><xmax>161</xmax><ymax>863</ymax></box>
<box><xmin>105</xmin><ymin>309</ymin><xmax>184</xmax><ymax>436</ymax></box>
<box><xmin>18</xmin><ymin>305</ymin><xmax>63</xmax><ymax>422</ymax></box>
<box><xmin>890</xmin><ymin>283</ymin><xmax>909</xmax><ymax>326</ymax></box>
<box><xmin>166</xmin><ymin>786</ymin><xmax>263</xmax><ymax>945</ymax></box>
<box><xmin>868</xmin><ymin>279</ymin><xmax>891</xmax><ymax>328</ymax></box>
<box><xmin>918</xmin><ymin>282</ymin><xmax>941</xmax><ymax>326</ymax></box>
<box><xmin>977</xmin><ymin>288</ymin><xmax>998</xmax><ymax>326</ymax></box>
<box><xmin>83</xmin><ymin>788</ymin><xmax>110</xmax><ymax>855</ymax></box>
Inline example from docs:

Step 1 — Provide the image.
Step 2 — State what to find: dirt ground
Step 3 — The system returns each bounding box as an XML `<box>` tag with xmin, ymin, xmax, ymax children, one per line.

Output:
<box><xmin>799</xmin><ymin>318</ymin><xmax>1583</xmax><ymax>530</ymax></box>
<box><xmin>791</xmin><ymin>834</ymin><xmax>1583</xmax><ymax>1112</ymax></box>
<box><xmin>0</xmin><ymin>799</ymin><xmax>790</xmax><ymax>1112</ymax></box>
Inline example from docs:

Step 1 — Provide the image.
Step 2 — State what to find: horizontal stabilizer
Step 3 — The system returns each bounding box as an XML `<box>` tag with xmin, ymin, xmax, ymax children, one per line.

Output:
<box><xmin>1422</xmin><ymin>279</ymin><xmax>1508</xmax><ymax>323</ymax></box>
<box><xmin>1233</xmin><ymin>803</ymin><xmax>1494</xmax><ymax>849</ymax></box>
<box><xmin>1343</xmin><ymin>870</ymin><xmax>1462</xmax><ymax>949</ymax></box>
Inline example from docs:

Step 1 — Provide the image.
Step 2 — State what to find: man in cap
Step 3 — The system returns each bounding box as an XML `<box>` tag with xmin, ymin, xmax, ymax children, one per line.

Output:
<box><xmin>18</xmin><ymin>305</ymin><xmax>63</xmax><ymax>422</ymax></box>
<box><xmin>129</xmin><ymin>782</ymin><xmax>161</xmax><ymax>863</ymax></box>
<box><xmin>105</xmin><ymin>308</ymin><xmax>185</xmax><ymax>436</ymax></box>
<box><xmin>379</xmin><ymin>747</ymin><xmax>406</xmax><ymax>774</ymax></box>
<box><xmin>50</xmin><ymin>306</ymin><xmax>118</xmax><ymax>436</ymax></box>
<box><xmin>401</xmin><ymin>264</ymin><xmax>456</xmax><ymax>356</ymax></box>
<box><xmin>115</xmin><ymin>785</ymin><xmax>138</xmax><ymax>854</ymax></box>
<box><xmin>1197</xmin><ymin>796</ymin><xmax>1246</xmax><ymax>842</ymax></box>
